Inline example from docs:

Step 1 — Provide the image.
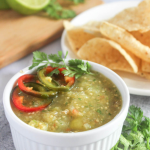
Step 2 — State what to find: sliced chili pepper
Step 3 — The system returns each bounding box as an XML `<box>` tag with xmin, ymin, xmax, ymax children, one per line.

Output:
<box><xmin>37</xmin><ymin>66</ymin><xmax>75</xmax><ymax>91</ymax></box>
<box><xmin>12</xmin><ymin>86</ymin><xmax>52</xmax><ymax>112</ymax></box>
<box><xmin>18</xmin><ymin>75</ymin><xmax>57</xmax><ymax>98</ymax></box>
<box><xmin>57</xmin><ymin>68</ymin><xmax>75</xmax><ymax>87</ymax></box>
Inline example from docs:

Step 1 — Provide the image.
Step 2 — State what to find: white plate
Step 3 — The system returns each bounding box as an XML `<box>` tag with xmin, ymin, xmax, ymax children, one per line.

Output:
<box><xmin>61</xmin><ymin>0</ymin><xmax>150</xmax><ymax>96</ymax></box>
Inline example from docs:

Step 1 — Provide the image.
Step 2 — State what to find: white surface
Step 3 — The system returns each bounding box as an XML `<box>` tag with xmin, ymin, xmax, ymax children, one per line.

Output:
<box><xmin>3</xmin><ymin>59</ymin><xmax>129</xmax><ymax>150</ymax></box>
<box><xmin>61</xmin><ymin>0</ymin><xmax>150</xmax><ymax>96</ymax></box>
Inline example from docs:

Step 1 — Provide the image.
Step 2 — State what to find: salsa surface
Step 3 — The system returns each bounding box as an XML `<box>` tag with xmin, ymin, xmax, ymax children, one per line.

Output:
<box><xmin>11</xmin><ymin>71</ymin><xmax>122</xmax><ymax>133</ymax></box>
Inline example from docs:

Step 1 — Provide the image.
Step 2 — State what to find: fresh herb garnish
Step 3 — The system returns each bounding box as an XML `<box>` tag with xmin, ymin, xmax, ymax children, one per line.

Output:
<box><xmin>111</xmin><ymin>105</ymin><xmax>150</xmax><ymax>150</ymax></box>
<box><xmin>78</xmin><ymin>98</ymin><xmax>82</xmax><ymax>101</ymax></box>
<box><xmin>47</xmin><ymin>68</ymin><xmax>59</xmax><ymax>76</ymax></box>
<box><xmin>69</xmin><ymin>0</ymin><xmax>84</xmax><ymax>4</ymax></box>
<box><xmin>44</xmin><ymin>0</ymin><xmax>76</xmax><ymax>19</ymax></box>
<box><xmin>29</xmin><ymin>51</ymin><xmax>92</xmax><ymax>79</ymax></box>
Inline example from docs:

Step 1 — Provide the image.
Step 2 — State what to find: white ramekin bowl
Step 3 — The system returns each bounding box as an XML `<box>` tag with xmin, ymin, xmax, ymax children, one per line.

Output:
<box><xmin>3</xmin><ymin>60</ymin><xmax>130</xmax><ymax>150</ymax></box>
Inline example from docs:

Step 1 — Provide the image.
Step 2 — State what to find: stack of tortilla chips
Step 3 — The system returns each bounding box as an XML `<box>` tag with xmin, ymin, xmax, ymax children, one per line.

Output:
<box><xmin>64</xmin><ymin>0</ymin><xmax>150</xmax><ymax>80</ymax></box>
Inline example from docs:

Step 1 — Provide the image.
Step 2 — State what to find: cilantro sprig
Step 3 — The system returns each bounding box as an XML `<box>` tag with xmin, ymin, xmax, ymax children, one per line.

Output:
<box><xmin>29</xmin><ymin>51</ymin><xmax>92</xmax><ymax>79</ymax></box>
<box><xmin>44</xmin><ymin>0</ymin><xmax>76</xmax><ymax>19</ymax></box>
<box><xmin>111</xmin><ymin>105</ymin><xmax>150</xmax><ymax>150</ymax></box>
<box><xmin>69</xmin><ymin>0</ymin><xmax>85</xmax><ymax>4</ymax></box>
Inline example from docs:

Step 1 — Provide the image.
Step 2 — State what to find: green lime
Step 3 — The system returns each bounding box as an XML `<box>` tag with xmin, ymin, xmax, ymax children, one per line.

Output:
<box><xmin>0</xmin><ymin>0</ymin><xmax>10</xmax><ymax>9</ymax></box>
<box><xmin>6</xmin><ymin>0</ymin><xmax>50</xmax><ymax>15</ymax></box>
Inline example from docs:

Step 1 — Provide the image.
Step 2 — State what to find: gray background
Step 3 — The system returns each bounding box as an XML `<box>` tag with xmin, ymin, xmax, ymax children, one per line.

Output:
<box><xmin>0</xmin><ymin>0</ymin><xmax>148</xmax><ymax>150</ymax></box>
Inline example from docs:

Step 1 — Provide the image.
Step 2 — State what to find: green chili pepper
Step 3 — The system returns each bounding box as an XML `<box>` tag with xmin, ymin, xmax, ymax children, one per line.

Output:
<box><xmin>37</xmin><ymin>66</ymin><xmax>75</xmax><ymax>91</ymax></box>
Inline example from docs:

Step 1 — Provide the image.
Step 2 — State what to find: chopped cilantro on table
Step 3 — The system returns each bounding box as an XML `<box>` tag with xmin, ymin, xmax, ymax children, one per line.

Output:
<box><xmin>69</xmin><ymin>0</ymin><xmax>85</xmax><ymax>4</ymax></box>
<box><xmin>111</xmin><ymin>105</ymin><xmax>150</xmax><ymax>150</ymax></box>
<box><xmin>44</xmin><ymin>0</ymin><xmax>76</xmax><ymax>19</ymax></box>
<box><xmin>29</xmin><ymin>51</ymin><xmax>92</xmax><ymax>79</ymax></box>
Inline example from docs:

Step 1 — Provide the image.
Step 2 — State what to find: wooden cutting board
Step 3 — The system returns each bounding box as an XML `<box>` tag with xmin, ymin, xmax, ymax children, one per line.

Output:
<box><xmin>0</xmin><ymin>0</ymin><xmax>103</xmax><ymax>69</ymax></box>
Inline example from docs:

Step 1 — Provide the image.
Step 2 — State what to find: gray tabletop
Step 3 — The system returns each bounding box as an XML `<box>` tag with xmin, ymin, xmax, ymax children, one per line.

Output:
<box><xmin>0</xmin><ymin>0</ymin><xmax>147</xmax><ymax>150</ymax></box>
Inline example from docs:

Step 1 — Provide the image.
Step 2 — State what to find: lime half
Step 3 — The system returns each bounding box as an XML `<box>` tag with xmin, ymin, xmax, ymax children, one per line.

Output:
<box><xmin>0</xmin><ymin>0</ymin><xmax>10</xmax><ymax>9</ymax></box>
<box><xmin>6</xmin><ymin>0</ymin><xmax>49</xmax><ymax>15</ymax></box>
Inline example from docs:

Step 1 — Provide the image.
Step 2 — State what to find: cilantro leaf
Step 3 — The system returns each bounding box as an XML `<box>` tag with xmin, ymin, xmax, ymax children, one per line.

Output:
<box><xmin>33</xmin><ymin>51</ymin><xmax>47</xmax><ymax>60</ymax></box>
<box><xmin>65</xmin><ymin>51</ymin><xmax>68</xmax><ymax>59</ymax></box>
<box><xmin>67</xmin><ymin>60</ymin><xmax>91</xmax><ymax>78</ymax></box>
<box><xmin>140</xmin><ymin>117</ymin><xmax>150</xmax><ymax>137</ymax></box>
<box><xmin>49</xmin><ymin>63</ymin><xmax>65</xmax><ymax>68</ymax></box>
<box><xmin>123</xmin><ymin>125</ymin><xmax>131</xmax><ymax>132</ymax></box>
<box><xmin>69</xmin><ymin>0</ymin><xmax>85</xmax><ymax>4</ymax></box>
<box><xmin>77</xmin><ymin>62</ymin><xmax>91</xmax><ymax>73</ymax></box>
<box><xmin>112</xmin><ymin>105</ymin><xmax>150</xmax><ymax>150</ymax></box>
<box><xmin>125</xmin><ymin>105</ymin><xmax>143</xmax><ymax>132</ymax></box>
<box><xmin>119</xmin><ymin>134</ymin><xmax>131</xmax><ymax>150</ymax></box>
<box><xmin>47</xmin><ymin>68</ymin><xmax>60</xmax><ymax>76</ymax></box>
<box><xmin>111</xmin><ymin>141</ymin><xmax>122</xmax><ymax>150</ymax></box>
<box><xmin>29</xmin><ymin>51</ymin><xmax>92</xmax><ymax>79</ymax></box>
<box><xmin>86</xmin><ymin>62</ymin><xmax>91</xmax><ymax>72</ymax></box>
<box><xmin>29</xmin><ymin>51</ymin><xmax>48</xmax><ymax>70</ymax></box>
<box><xmin>68</xmin><ymin>59</ymin><xmax>84</xmax><ymax>67</ymax></box>
<box><xmin>36</xmin><ymin>65</ymin><xmax>47</xmax><ymax>71</ymax></box>
<box><xmin>140</xmin><ymin>117</ymin><xmax>150</xmax><ymax>149</ymax></box>
<box><xmin>127</xmin><ymin>131</ymin><xmax>144</xmax><ymax>147</ymax></box>
<box><xmin>48</xmin><ymin>51</ymin><xmax>63</xmax><ymax>63</ymax></box>
<box><xmin>44</xmin><ymin>0</ymin><xmax>76</xmax><ymax>19</ymax></box>
<box><xmin>77</xmin><ymin>63</ymin><xmax>87</xmax><ymax>72</ymax></box>
<box><xmin>62</xmin><ymin>68</ymin><xmax>76</xmax><ymax>77</ymax></box>
<box><xmin>74</xmin><ymin>72</ymin><xmax>84</xmax><ymax>79</ymax></box>
<box><xmin>132</xmin><ymin>143</ymin><xmax>147</xmax><ymax>150</ymax></box>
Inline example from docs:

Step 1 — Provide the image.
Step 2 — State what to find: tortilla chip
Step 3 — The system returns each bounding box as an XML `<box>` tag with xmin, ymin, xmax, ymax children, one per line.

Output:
<box><xmin>84</xmin><ymin>21</ymin><xmax>101</xmax><ymax>28</ymax></box>
<box><xmin>66</xmin><ymin>28</ymin><xmax>96</xmax><ymax>54</ymax></box>
<box><xmin>109</xmin><ymin>0</ymin><xmax>150</xmax><ymax>33</ymax></box>
<box><xmin>82</xmin><ymin>21</ymin><xmax>103</xmax><ymax>37</ymax></box>
<box><xmin>131</xmin><ymin>30</ymin><xmax>150</xmax><ymax>48</ymax></box>
<box><xmin>64</xmin><ymin>21</ymin><xmax>96</xmax><ymax>54</ymax></box>
<box><xmin>131</xmin><ymin>30</ymin><xmax>150</xmax><ymax>72</ymax></box>
<box><xmin>138</xmin><ymin>71</ymin><xmax>150</xmax><ymax>80</ymax></box>
<box><xmin>141</xmin><ymin>60</ymin><xmax>150</xmax><ymax>73</ymax></box>
<box><xmin>63</xmin><ymin>20</ymin><xmax>75</xmax><ymax>30</ymax></box>
<box><xmin>137</xmin><ymin>62</ymin><xmax>150</xmax><ymax>80</ymax></box>
<box><xmin>129</xmin><ymin>62</ymin><xmax>150</xmax><ymax>80</ymax></box>
<box><xmin>77</xmin><ymin>38</ymin><xmax>140</xmax><ymax>73</ymax></box>
<box><xmin>99</xmin><ymin>21</ymin><xmax>150</xmax><ymax>63</ymax></box>
<box><xmin>83</xmin><ymin>27</ymin><xmax>103</xmax><ymax>37</ymax></box>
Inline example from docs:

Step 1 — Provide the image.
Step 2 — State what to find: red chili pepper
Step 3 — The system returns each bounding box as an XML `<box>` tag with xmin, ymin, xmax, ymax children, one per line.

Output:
<box><xmin>57</xmin><ymin>68</ymin><xmax>75</xmax><ymax>87</ymax></box>
<box><xmin>45</xmin><ymin>66</ymin><xmax>55</xmax><ymax>74</ymax></box>
<box><xmin>18</xmin><ymin>74</ymin><xmax>57</xmax><ymax>98</ymax></box>
<box><xmin>18</xmin><ymin>74</ymin><xmax>36</xmax><ymax>90</ymax></box>
<box><xmin>12</xmin><ymin>87</ymin><xmax>52</xmax><ymax>112</ymax></box>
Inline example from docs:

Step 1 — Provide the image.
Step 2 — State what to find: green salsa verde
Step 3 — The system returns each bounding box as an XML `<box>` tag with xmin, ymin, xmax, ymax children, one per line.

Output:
<box><xmin>11</xmin><ymin>71</ymin><xmax>122</xmax><ymax>133</ymax></box>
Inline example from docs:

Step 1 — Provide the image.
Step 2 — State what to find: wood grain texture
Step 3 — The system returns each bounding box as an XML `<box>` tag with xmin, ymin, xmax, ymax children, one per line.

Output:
<box><xmin>0</xmin><ymin>0</ymin><xmax>103</xmax><ymax>68</ymax></box>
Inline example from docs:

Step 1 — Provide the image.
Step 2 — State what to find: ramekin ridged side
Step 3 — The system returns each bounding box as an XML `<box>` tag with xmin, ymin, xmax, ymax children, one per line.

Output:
<box><xmin>10</xmin><ymin>124</ymin><xmax>122</xmax><ymax>150</ymax></box>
